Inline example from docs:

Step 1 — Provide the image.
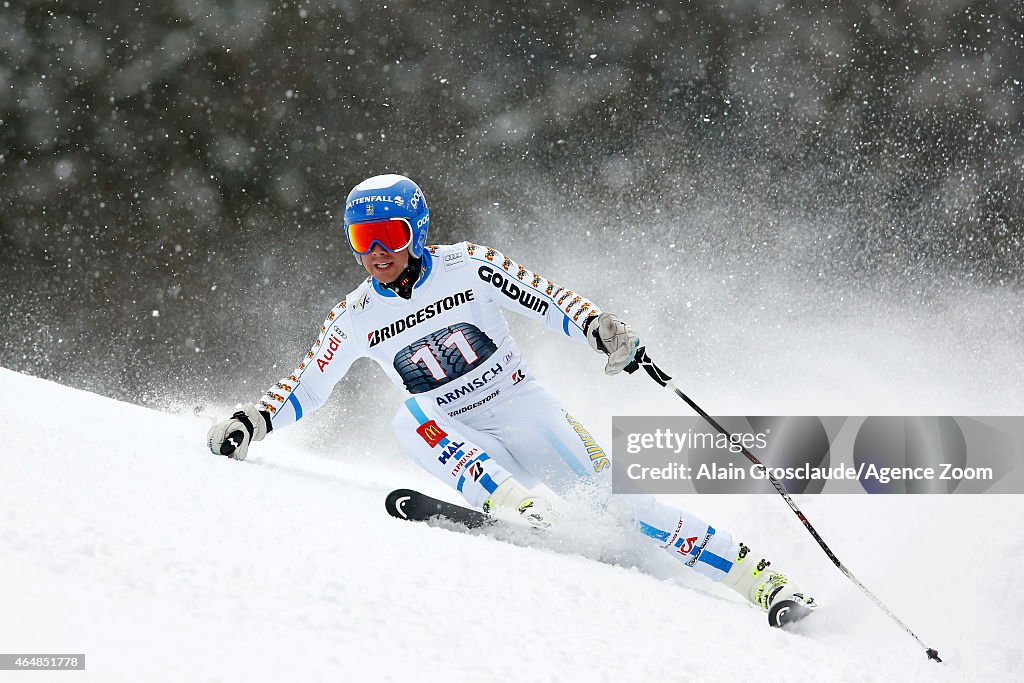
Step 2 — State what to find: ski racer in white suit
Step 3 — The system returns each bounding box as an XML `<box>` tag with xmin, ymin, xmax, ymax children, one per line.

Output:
<box><xmin>207</xmin><ymin>174</ymin><xmax>816</xmax><ymax>625</ymax></box>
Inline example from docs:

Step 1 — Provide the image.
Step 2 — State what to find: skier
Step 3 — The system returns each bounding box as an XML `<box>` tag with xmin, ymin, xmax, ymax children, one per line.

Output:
<box><xmin>207</xmin><ymin>174</ymin><xmax>816</xmax><ymax>625</ymax></box>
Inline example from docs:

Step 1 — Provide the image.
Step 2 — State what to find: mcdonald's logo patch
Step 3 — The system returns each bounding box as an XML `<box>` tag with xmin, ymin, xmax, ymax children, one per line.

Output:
<box><xmin>416</xmin><ymin>420</ymin><xmax>447</xmax><ymax>448</ymax></box>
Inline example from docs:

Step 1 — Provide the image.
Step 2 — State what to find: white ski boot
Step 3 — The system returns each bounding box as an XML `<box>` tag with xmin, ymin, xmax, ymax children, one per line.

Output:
<box><xmin>483</xmin><ymin>477</ymin><xmax>558</xmax><ymax>529</ymax></box>
<box><xmin>722</xmin><ymin>543</ymin><xmax>817</xmax><ymax>627</ymax></box>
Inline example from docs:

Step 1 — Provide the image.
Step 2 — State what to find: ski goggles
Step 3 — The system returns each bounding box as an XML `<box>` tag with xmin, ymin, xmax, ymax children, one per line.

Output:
<box><xmin>346</xmin><ymin>218</ymin><xmax>413</xmax><ymax>255</ymax></box>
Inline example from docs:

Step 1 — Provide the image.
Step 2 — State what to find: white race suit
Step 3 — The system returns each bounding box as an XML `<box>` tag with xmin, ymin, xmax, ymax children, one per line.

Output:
<box><xmin>256</xmin><ymin>242</ymin><xmax>742</xmax><ymax>581</ymax></box>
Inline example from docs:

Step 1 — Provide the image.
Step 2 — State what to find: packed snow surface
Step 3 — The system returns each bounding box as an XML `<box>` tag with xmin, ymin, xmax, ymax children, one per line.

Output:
<box><xmin>1</xmin><ymin>367</ymin><xmax>1020</xmax><ymax>682</ymax></box>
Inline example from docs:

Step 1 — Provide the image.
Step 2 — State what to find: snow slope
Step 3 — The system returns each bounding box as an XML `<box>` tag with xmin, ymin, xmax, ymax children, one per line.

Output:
<box><xmin>1</xmin><ymin>367</ymin><xmax>1020</xmax><ymax>682</ymax></box>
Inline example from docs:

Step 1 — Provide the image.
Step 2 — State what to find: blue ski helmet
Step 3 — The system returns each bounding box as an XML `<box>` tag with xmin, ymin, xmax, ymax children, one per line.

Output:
<box><xmin>343</xmin><ymin>174</ymin><xmax>429</xmax><ymax>261</ymax></box>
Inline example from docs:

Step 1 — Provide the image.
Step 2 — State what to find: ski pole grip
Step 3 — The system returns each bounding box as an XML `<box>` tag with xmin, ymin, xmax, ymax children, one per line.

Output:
<box><xmin>623</xmin><ymin>346</ymin><xmax>645</xmax><ymax>374</ymax></box>
<box><xmin>624</xmin><ymin>347</ymin><xmax>673</xmax><ymax>387</ymax></box>
<box><xmin>220</xmin><ymin>430</ymin><xmax>244</xmax><ymax>456</ymax></box>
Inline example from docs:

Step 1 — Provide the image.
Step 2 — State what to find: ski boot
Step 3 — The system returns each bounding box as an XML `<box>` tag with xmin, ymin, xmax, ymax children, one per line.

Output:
<box><xmin>483</xmin><ymin>477</ymin><xmax>558</xmax><ymax>529</ymax></box>
<box><xmin>722</xmin><ymin>543</ymin><xmax>817</xmax><ymax>627</ymax></box>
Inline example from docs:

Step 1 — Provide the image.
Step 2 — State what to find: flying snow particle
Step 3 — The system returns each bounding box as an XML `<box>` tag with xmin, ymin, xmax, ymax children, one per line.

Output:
<box><xmin>55</xmin><ymin>160</ymin><xmax>73</xmax><ymax>180</ymax></box>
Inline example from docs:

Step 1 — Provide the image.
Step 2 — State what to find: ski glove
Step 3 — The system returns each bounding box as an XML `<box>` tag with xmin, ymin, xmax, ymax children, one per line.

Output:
<box><xmin>206</xmin><ymin>403</ymin><xmax>270</xmax><ymax>461</ymax></box>
<box><xmin>586</xmin><ymin>312</ymin><xmax>641</xmax><ymax>375</ymax></box>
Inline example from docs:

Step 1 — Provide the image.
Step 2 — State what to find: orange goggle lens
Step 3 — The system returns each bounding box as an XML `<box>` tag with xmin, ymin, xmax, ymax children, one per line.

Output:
<box><xmin>347</xmin><ymin>218</ymin><xmax>413</xmax><ymax>255</ymax></box>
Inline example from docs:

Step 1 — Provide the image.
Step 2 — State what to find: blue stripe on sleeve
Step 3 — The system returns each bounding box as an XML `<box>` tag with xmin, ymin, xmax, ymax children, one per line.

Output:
<box><xmin>562</xmin><ymin>314</ymin><xmax>571</xmax><ymax>336</ymax></box>
<box><xmin>287</xmin><ymin>392</ymin><xmax>303</xmax><ymax>421</ymax></box>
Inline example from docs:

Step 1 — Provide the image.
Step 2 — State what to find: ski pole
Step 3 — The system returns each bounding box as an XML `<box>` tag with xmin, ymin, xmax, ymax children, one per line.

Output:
<box><xmin>623</xmin><ymin>347</ymin><xmax>942</xmax><ymax>663</ymax></box>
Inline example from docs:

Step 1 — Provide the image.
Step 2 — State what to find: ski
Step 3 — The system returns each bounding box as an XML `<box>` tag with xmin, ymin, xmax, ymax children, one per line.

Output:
<box><xmin>385</xmin><ymin>488</ymin><xmax>496</xmax><ymax>529</ymax></box>
<box><xmin>385</xmin><ymin>489</ymin><xmax>815</xmax><ymax>629</ymax></box>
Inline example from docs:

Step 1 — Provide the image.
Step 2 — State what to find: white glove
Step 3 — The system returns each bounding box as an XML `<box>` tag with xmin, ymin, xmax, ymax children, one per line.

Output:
<box><xmin>206</xmin><ymin>403</ymin><xmax>269</xmax><ymax>461</ymax></box>
<box><xmin>587</xmin><ymin>312</ymin><xmax>640</xmax><ymax>375</ymax></box>
<box><xmin>482</xmin><ymin>477</ymin><xmax>557</xmax><ymax>529</ymax></box>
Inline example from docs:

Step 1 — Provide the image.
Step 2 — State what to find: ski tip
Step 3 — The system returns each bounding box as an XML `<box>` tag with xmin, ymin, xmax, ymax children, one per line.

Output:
<box><xmin>385</xmin><ymin>488</ymin><xmax>418</xmax><ymax>520</ymax></box>
<box><xmin>768</xmin><ymin>598</ymin><xmax>817</xmax><ymax>628</ymax></box>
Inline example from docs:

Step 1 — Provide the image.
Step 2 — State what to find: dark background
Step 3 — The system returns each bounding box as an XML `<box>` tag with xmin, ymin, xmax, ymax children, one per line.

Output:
<box><xmin>2</xmin><ymin>1</ymin><xmax>1021</xmax><ymax>413</ymax></box>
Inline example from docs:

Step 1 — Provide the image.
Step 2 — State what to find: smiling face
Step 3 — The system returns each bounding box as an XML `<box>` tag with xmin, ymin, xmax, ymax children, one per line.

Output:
<box><xmin>360</xmin><ymin>243</ymin><xmax>410</xmax><ymax>284</ymax></box>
